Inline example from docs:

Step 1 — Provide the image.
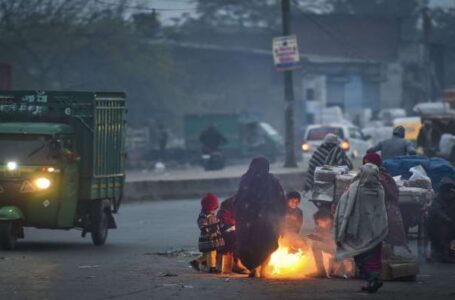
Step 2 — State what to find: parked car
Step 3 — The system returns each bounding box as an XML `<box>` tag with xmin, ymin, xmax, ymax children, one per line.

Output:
<box><xmin>301</xmin><ymin>124</ymin><xmax>372</xmax><ymax>160</ymax></box>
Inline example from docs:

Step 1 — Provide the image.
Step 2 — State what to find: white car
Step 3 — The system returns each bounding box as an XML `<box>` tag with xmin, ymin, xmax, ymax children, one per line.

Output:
<box><xmin>301</xmin><ymin>124</ymin><xmax>372</xmax><ymax>160</ymax></box>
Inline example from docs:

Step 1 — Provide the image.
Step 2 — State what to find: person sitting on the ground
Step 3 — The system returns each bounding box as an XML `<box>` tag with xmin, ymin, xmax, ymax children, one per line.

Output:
<box><xmin>217</xmin><ymin>196</ymin><xmax>249</xmax><ymax>274</ymax></box>
<box><xmin>367</xmin><ymin>126</ymin><xmax>416</xmax><ymax>160</ymax></box>
<box><xmin>284</xmin><ymin>191</ymin><xmax>304</xmax><ymax>235</ymax></box>
<box><xmin>190</xmin><ymin>193</ymin><xmax>225</xmax><ymax>273</ymax></box>
<box><xmin>426</xmin><ymin>177</ymin><xmax>455</xmax><ymax>263</ymax></box>
<box><xmin>304</xmin><ymin>133</ymin><xmax>353</xmax><ymax>192</ymax></box>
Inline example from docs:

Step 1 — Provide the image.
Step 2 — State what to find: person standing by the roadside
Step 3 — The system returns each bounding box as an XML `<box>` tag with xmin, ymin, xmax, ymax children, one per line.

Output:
<box><xmin>233</xmin><ymin>157</ymin><xmax>287</xmax><ymax>278</ymax></box>
<box><xmin>335</xmin><ymin>163</ymin><xmax>388</xmax><ymax>293</ymax></box>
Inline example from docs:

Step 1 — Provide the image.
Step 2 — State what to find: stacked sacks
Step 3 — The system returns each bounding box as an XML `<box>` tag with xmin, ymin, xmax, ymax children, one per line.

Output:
<box><xmin>311</xmin><ymin>165</ymin><xmax>350</xmax><ymax>203</ymax></box>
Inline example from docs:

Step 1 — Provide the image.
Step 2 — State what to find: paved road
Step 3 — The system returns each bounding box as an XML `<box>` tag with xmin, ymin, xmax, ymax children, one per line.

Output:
<box><xmin>1</xmin><ymin>200</ymin><xmax>454</xmax><ymax>300</ymax></box>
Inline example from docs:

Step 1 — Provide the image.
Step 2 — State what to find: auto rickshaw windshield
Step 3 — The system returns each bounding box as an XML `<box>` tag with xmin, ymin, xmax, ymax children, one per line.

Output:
<box><xmin>0</xmin><ymin>134</ymin><xmax>59</xmax><ymax>166</ymax></box>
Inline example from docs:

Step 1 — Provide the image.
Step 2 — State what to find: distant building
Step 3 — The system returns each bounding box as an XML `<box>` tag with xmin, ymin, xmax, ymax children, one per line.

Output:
<box><xmin>162</xmin><ymin>13</ymin><xmax>444</xmax><ymax>133</ymax></box>
<box><xmin>126</xmin><ymin>127</ymin><xmax>150</xmax><ymax>151</ymax></box>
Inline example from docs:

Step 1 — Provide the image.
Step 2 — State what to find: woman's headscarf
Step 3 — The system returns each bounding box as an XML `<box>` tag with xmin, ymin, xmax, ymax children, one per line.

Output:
<box><xmin>324</xmin><ymin>133</ymin><xmax>340</xmax><ymax>145</ymax></box>
<box><xmin>234</xmin><ymin>157</ymin><xmax>287</xmax><ymax>270</ymax></box>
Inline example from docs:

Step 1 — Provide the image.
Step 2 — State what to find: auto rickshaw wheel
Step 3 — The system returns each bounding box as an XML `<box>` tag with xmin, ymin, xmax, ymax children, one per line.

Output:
<box><xmin>0</xmin><ymin>222</ymin><xmax>18</xmax><ymax>250</ymax></box>
<box><xmin>90</xmin><ymin>199</ymin><xmax>110</xmax><ymax>246</ymax></box>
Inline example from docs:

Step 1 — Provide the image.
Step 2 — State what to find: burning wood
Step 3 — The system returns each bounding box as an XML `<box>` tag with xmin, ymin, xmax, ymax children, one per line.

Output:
<box><xmin>264</xmin><ymin>237</ymin><xmax>318</xmax><ymax>278</ymax></box>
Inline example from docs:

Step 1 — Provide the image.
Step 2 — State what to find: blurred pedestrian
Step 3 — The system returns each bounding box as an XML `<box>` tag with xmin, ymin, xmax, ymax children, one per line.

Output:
<box><xmin>304</xmin><ymin>133</ymin><xmax>353</xmax><ymax>192</ymax></box>
<box><xmin>335</xmin><ymin>164</ymin><xmax>388</xmax><ymax>293</ymax></box>
<box><xmin>234</xmin><ymin>157</ymin><xmax>287</xmax><ymax>278</ymax></box>
<box><xmin>426</xmin><ymin>177</ymin><xmax>455</xmax><ymax>263</ymax></box>
<box><xmin>367</xmin><ymin>126</ymin><xmax>416</xmax><ymax>160</ymax></box>
<box><xmin>417</xmin><ymin>120</ymin><xmax>438</xmax><ymax>156</ymax></box>
<box><xmin>157</xmin><ymin>123</ymin><xmax>168</xmax><ymax>161</ymax></box>
<box><xmin>190</xmin><ymin>193</ymin><xmax>225</xmax><ymax>273</ymax></box>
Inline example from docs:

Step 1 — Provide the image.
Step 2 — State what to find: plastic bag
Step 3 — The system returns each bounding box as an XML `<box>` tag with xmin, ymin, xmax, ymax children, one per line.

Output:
<box><xmin>407</xmin><ymin>165</ymin><xmax>432</xmax><ymax>190</ymax></box>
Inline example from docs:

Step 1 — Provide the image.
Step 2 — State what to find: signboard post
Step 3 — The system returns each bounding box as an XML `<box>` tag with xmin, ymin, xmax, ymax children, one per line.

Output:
<box><xmin>273</xmin><ymin>35</ymin><xmax>301</xmax><ymax>72</ymax></box>
<box><xmin>279</xmin><ymin>0</ymin><xmax>297</xmax><ymax>168</ymax></box>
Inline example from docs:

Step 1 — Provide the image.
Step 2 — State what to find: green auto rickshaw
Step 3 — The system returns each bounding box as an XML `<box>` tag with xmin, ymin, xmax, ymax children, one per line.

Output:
<box><xmin>0</xmin><ymin>91</ymin><xmax>127</xmax><ymax>249</ymax></box>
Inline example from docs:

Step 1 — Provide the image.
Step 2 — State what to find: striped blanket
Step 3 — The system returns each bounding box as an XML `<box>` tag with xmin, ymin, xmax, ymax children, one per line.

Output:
<box><xmin>304</xmin><ymin>144</ymin><xmax>353</xmax><ymax>191</ymax></box>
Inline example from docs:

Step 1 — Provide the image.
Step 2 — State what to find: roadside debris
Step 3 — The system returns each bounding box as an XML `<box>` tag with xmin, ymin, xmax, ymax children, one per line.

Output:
<box><xmin>78</xmin><ymin>265</ymin><xmax>100</xmax><ymax>269</ymax></box>
<box><xmin>151</xmin><ymin>248</ymin><xmax>200</xmax><ymax>257</ymax></box>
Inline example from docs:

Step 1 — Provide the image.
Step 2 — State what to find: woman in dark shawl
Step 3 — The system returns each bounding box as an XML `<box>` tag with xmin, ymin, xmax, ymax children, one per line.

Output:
<box><xmin>233</xmin><ymin>157</ymin><xmax>287</xmax><ymax>277</ymax></box>
<box><xmin>363</xmin><ymin>153</ymin><xmax>408</xmax><ymax>249</ymax></box>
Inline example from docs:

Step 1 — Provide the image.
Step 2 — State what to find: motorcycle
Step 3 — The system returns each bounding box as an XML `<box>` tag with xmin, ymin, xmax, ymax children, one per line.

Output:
<box><xmin>201</xmin><ymin>148</ymin><xmax>225</xmax><ymax>171</ymax></box>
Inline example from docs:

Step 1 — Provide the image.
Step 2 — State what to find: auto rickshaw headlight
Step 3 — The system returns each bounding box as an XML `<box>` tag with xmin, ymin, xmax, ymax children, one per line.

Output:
<box><xmin>7</xmin><ymin>161</ymin><xmax>18</xmax><ymax>171</ymax></box>
<box><xmin>35</xmin><ymin>177</ymin><xmax>51</xmax><ymax>190</ymax></box>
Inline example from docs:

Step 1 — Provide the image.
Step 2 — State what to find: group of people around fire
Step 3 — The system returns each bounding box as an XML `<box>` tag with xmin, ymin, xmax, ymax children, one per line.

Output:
<box><xmin>190</xmin><ymin>126</ymin><xmax>455</xmax><ymax>294</ymax></box>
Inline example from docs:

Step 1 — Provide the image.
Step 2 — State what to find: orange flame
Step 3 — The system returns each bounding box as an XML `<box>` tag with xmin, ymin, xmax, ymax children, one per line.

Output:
<box><xmin>264</xmin><ymin>237</ymin><xmax>318</xmax><ymax>278</ymax></box>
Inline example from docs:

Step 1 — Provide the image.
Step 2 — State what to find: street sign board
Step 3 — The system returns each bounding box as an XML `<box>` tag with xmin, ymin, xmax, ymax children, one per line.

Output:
<box><xmin>273</xmin><ymin>35</ymin><xmax>301</xmax><ymax>72</ymax></box>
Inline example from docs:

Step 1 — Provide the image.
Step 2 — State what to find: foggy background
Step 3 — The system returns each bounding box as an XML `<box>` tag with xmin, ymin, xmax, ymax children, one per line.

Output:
<box><xmin>0</xmin><ymin>0</ymin><xmax>454</xmax><ymax>156</ymax></box>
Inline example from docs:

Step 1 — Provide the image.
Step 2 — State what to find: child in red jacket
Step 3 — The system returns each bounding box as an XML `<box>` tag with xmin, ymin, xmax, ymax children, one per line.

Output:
<box><xmin>190</xmin><ymin>193</ymin><xmax>225</xmax><ymax>273</ymax></box>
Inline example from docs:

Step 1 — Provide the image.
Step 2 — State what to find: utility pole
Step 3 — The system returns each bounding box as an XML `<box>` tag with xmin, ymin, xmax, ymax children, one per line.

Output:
<box><xmin>281</xmin><ymin>0</ymin><xmax>297</xmax><ymax>167</ymax></box>
<box><xmin>421</xmin><ymin>6</ymin><xmax>431</xmax><ymax>102</ymax></box>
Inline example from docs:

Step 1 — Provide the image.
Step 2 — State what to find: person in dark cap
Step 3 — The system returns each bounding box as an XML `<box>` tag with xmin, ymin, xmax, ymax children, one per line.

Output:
<box><xmin>367</xmin><ymin>126</ymin><xmax>416</xmax><ymax>160</ymax></box>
